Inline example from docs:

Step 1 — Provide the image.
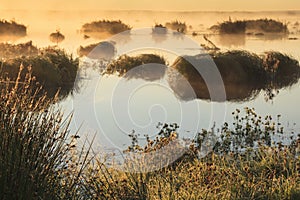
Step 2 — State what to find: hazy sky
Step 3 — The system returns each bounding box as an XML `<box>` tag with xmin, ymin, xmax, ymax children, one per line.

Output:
<box><xmin>1</xmin><ymin>0</ymin><xmax>300</xmax><ymax>11</ymax></box>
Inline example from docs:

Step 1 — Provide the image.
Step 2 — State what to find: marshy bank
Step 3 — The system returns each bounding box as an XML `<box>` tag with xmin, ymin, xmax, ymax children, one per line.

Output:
<box><xmin>0</xmin><ymin>44</ymin><xmax>78</xmax><ymax>99</ymax></box>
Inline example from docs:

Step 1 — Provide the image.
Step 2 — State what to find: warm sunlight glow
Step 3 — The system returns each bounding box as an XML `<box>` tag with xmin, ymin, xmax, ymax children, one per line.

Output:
<box><xmin>1</xmin><ymin>0</ymin><xmax>300</xmax><ymax>11</ymax></box>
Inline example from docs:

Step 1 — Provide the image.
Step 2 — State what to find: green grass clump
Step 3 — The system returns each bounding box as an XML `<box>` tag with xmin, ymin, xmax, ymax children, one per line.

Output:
<box><xmin>212</xmin><ymin>18</ymin><xmax>288</xmax><ymax>34</ymax></box>
<box><xmin>81</xmin><ymin>19</ymin><xmax>131</xmax><ymax>39</ymax></box>
<box><xmin>0</xmin><ymin>68</ymin><xmax>91</xmax><ymax>199</ymax></box>
<box><xmin>0</xmin><ymin>47</ymin><xmax>78</xmax><ymax>98</ymax></box>
<box><xmin>0</xmin><ymin>19</ymin><xmax>26</xmax><ymax>37</ymax></box>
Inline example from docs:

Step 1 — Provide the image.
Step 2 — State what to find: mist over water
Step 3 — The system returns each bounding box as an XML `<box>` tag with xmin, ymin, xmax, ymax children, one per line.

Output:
<box><xmin>0</xmin><ymin>10</ymin><xmax>299</xmax><ymax>52</ymax></box>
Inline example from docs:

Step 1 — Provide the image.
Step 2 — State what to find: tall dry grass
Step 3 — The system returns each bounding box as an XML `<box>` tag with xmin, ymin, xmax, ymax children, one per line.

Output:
<box><xmin>0</xmin><ymin>66</ymin><xmax>91</xmax><ymax>199</ymax></box>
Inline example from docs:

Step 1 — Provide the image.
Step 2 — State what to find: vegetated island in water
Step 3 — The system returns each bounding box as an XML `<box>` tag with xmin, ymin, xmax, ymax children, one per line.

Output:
<box><xmin>152</xmin><ymin>24</ymin><xmax>168</xmax><ymax>34</ymax></box>
<box><xmin>0</xmin><ymin>19</ymin><xmax>27</xmax><ymax>37</ymax></box>
<box><xmin>80</xmin><ymin>19</ymin><xmax>131</xmax><ymax>39</ymax></box>
<box><xmin>99</xmin><ymin>49</ymin><xmax>300</xmax><ymax>102</ymax></box>
<box><xmin>165</xmin><ymin>20</ymin><xmax>187</xmax><ymax>33</ymax></box>
<box><xmin>49</xmin><ymin>30</ymin><xmax>65</xmax><ymax>44</ymax></box>
<box><xmin>210</xmin><ymin>18</ymin><xmax>288</xmax><ymax>35</ymax></box>
<box><xmin>169</xmin><ymin>50</ymin><xmax>300</xmax><ymax>102</ymax></box>
<box><xmin>104</xmin><ymin>54</ymin><xmax>166</xmax><ymax>81</ymax></box>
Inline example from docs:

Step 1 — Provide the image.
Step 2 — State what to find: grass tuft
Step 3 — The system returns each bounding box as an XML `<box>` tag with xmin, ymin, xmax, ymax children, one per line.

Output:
<box><xmin>0</xmin><ymin>67</ymin><xmax>91</xmax><ymax>199</ymax></box>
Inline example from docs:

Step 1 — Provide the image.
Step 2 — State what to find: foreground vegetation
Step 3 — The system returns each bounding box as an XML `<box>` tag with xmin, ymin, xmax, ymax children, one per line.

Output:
<box><xmin>88</xmin><ymin>145</ymin><xmax>300</xmax><ymax>199</ymax></box>
<box><xmin>0</xmin><ymin>69</ymin><xmax>88</xmax><ymax>199</ymax></box>
<box><xmin>0</xmin><ymin>68</ymin><xmax>299</xmax><ymax>199</ymax></box>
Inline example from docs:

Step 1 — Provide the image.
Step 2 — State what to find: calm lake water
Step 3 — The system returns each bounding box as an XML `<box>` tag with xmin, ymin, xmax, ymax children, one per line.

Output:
<box><xmin>1</xmin><ymin>10</ymin><xmax>300</xmax><ymax>151</ymax></box>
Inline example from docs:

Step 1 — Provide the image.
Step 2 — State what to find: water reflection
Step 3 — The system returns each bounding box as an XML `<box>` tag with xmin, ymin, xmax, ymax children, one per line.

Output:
<box><xmin>111</xmin><ymin>31</ymin><xmax>132</xmax><ymax>44</ymax></box>
<box><xmin>99</xmin><ymin>50</ymin><xmax>300</xmax><ymax>102</ymax></box>
<box><xmin>172</xmin><ymin>32</ymin><xmax>185</xmax><ymax>40</ymax></box>
<box><xmin>0</xmin><ymin>35</ymin><xmax>24</xmax><ymax>43</ymax></box>
<box><xmin>247</xmin><ymin>33</ymin><xmax>288</xmax><ymax>41</ymax></box>
<box><xmin>152</xmin><ymin>26</ymin><xmax>168</xmax><ymax>43</ymax></box>
<box><xmin>215</xmin><ymin>34</ymin><xmax>246</xmax><ymax>47</ymax></box>
<box><xmin>123</xmin><ymin>63</ymin><xmax>167</xmax><ymax>81</ymax></box>
<box><xmin>168</xmin><ymin>67</ymin><xmax>261</xmax><ymax>102</ymax></box>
